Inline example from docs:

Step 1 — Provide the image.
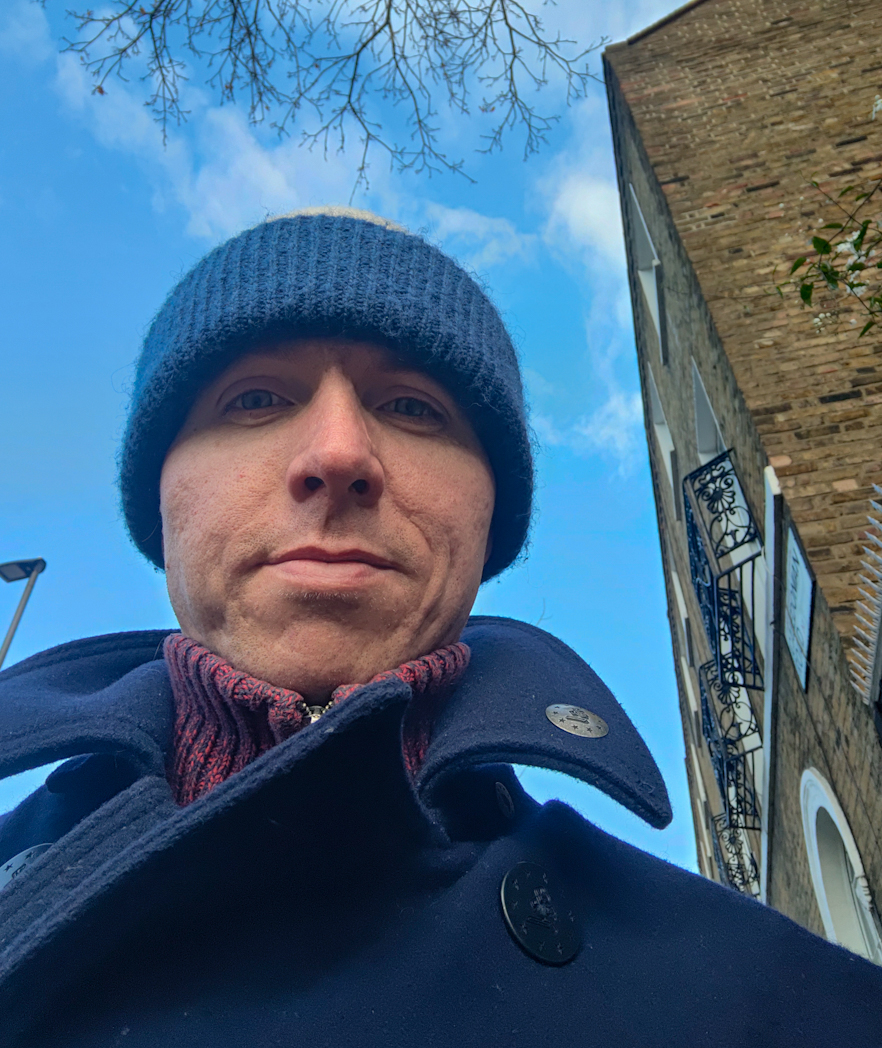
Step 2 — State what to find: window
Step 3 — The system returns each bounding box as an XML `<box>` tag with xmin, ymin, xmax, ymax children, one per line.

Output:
<box><xmin>687</xmin><ymin>739</ymin><xmax>714</xmax><ymax>870</ymax></box>
<box><xmin>685</xmin><ymin>616</ymin><xmax>695</xmax><ymax>666</ymax></box>
<box><xmin>647</xmin><ymin>366</ymin><xmax>676</xmax><ymax>500</ymax></box>
<box><xmin>671</xmin><ymin>569</ymin><xmax>694</xmax><ymax>670</ymax></box>
<box><xmin>801</xmin><ymin>769</ymin><xmax>882</xmax><ymax>964</ymax></box>
<box><xmin>629</xmin><ymin>185</ymin><xmax>668</xmax><ymax>363</ymax></box>
<box><xmin>692</xmin><ymin>362</ymin><xmax>725</xmax><ymax>464</ymax></box>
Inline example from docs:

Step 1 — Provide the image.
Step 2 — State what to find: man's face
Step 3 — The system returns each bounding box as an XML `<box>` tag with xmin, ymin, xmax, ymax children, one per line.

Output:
<box><xmin>160</xmin><ymin>339</ymin><xmax>495</xmax><ymax>698</ymax></box>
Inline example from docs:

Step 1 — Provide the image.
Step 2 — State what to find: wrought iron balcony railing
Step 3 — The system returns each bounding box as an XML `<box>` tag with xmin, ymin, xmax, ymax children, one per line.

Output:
<box><xmin>683</xmin><ymin>450</ymin><xmax>763</xmax><ymax>691</ymax></box>
<box><xmin>699</xmin><ymin>660</ymin><xmax>761</xmax><ymax>832</ymax></box>
<box><xmin>711</xmin><ymin>814</ymin><xmax>760</xmax><ymax>897</ymax></box>
<box><xmin>698</xmin><ymin>658</ymin><xmax>759</xmax><ymax>745</ymax></box>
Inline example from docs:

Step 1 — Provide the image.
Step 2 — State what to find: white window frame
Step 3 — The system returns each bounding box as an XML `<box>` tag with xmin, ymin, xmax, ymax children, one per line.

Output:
<box><xmin>646</xmin><ymin>366</ymin><xmax>676</xmax><ymax>501</ymax></box>
<box><xmin>670</xmin><ymin>569</ymin><xmax>694</xmax><ymax>667</ymax></box>
<box><xmin>692</xmin><ymin>361</ymin><xmax>725</xmax><ymax>465</ymax></box>
<box><xmin>629</xmin><ymin>184</ymin><xmax>667</xmax><ymax>362</ymax></box>
<box><xmin>800</xmin><ymin>768</ymin><xmax>882</xmax><ymax>964</ymax></box>
<box><xmin>687</xmin><ymin>738</ymin><xmax>714</xmax><ymax>871</ymax></box>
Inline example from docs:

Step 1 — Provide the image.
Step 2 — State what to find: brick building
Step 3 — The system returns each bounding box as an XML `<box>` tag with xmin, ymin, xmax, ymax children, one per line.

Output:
<box><xmin>604</xmin><ymin>0</ymin><xmax>882</xmax><ymax>961</ymax></box>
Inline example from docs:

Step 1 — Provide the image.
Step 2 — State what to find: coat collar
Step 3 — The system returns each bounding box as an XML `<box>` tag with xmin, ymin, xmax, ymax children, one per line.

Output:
<box><xmin>0</xmin><ymin>616</ymin><xmax>671</xmax><ymax>829</ymax></box>
<box><xmin>0</xmin><ymin>617</ymin><xmax>670</xmax><ymax>1042</ymax></box>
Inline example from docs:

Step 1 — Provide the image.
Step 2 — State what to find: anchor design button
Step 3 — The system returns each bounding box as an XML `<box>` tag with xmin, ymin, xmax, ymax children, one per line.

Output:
<box><xmin>0</xmin><ymin>844</ymin><xmax>52</xmax><ymax>892</ymax></box>
<box><xmin>545</xmin><ymin>704</ymin><xmax>609</xmax><ymax>739</ymax></box>
<box><xmin>500</xmin><ymin>861</ymin><xmax>580</xmax><ymax>965</ymax></box>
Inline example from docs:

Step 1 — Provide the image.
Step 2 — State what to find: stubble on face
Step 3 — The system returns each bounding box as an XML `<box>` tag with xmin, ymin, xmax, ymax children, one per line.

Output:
<box><xmin>160</xmin><ymin>339</ymin><xmax>494</xmax><ymax>700</ymax></box>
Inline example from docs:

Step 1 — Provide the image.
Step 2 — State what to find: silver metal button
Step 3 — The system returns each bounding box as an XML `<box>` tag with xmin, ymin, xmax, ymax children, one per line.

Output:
<box><xmin>545</xmin><ymin>704</ymin><xmax>609</xmax><ymax>738</ymax></box>
<box><xmin>0</xmin><ymin>844</ymin><xmax>52</xmax><ymax>891</ymax></box>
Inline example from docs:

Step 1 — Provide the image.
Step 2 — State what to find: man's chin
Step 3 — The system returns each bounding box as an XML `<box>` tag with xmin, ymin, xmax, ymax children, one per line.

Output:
<box><xmin>218</xmin><ymin>614</ymin><xmax>407</xmax><ymax>694</ymax></box>
<box><xmin>291</xmin><ymin>588</ymin><xmax>362</xmax><ymax>609</ymax></box>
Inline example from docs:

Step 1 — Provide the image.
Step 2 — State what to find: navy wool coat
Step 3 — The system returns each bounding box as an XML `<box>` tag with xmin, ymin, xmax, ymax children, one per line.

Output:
<box><xmin>1</xmin><ymin>617</ymin><xmax>881</xmax><ymax>1046</ymax></box>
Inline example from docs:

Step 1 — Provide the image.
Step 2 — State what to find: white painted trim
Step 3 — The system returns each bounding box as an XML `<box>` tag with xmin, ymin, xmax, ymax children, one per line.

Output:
<box><xmin>670</xmin><ymin>568</ymin><xmax>688</xmax><ymax>626</ymax></box>
<box><xmin>800</xmin><ymin>768</ymin><xmax>882</xmax><ymax>962</ymax></box>
<box><xmin>759</xmin><ymin>465</ymin><xmax>781</xmax><ymax>905</ymax></box>
<box><xmin>687</xmin><ymin>738</ymin><xmax>713</xmax><ymax>869</ymax></box>
<box><xmin>628</xmin><ymin>184</ymin><xmax>662</xmax><ymax>338</ymax></box>
<box><xmin>646</xmin><ymin>365</ymin><xmax>676</xmax><ymax>498</ymax></box>
<box><xmin>691</xmin><ymin>361</ymin><xmax>725</xmax><ymax>465</ymax></box>
<box><xmin>680</xmin><ymin>656</ymin><xmax>699</xmax><ymax>715</ymax></box>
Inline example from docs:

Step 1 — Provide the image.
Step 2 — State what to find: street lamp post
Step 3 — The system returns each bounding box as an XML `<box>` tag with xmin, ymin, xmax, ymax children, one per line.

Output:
<box><xmin>0</xmin><ymin>559</ymin><xmax>47</xmax><ymax>670</ymax></box>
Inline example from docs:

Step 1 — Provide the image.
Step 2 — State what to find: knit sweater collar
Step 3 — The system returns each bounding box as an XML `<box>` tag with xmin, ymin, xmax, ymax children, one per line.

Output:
<box><xmin>163</xmin><ymin>633</ymin><xmax>470</xmax><ymax>807</ymax></box>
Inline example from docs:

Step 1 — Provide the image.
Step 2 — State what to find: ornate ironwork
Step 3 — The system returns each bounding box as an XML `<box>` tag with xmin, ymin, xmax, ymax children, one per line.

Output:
<box><xmin>699</xmin><ymin>660</ymin><xmax>761</xmax><ymax>832</ymax></box>
<box><xmin>688</xmin><ymin>453</ymin><xmax>760</xmax><ymax>560</ymax></box>
<box><xmin>698</xmin><ymin>659</ymin><xmax>758</xmax><ymax>744</ymax></box>
<box><xmin>711</xmin><ymin>814</ymin><xmax>760</xmax><ymax>897</ymax></box>
<box><xmin>683</xmin><ymin>451</ymin><xmax>763</xmax><ymax>691</ymax></box>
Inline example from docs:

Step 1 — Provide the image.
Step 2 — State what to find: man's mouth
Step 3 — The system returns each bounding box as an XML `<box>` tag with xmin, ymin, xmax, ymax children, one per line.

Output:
<box><xmin>264</xmin><ymin>547</ymin><xmax>397</xmax><ymax>588</ymax></box>
<box><xmin>267</xmin><ymin>546</ymin><xmax>396</xmax><ymax>570</ymax></box>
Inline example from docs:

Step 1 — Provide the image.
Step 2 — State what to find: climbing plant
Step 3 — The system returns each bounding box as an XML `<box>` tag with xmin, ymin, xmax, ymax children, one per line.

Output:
<box><xmin>778</xmin><ymin>176</ymin><xmax>882</xmax><ymax>337</ymax></box>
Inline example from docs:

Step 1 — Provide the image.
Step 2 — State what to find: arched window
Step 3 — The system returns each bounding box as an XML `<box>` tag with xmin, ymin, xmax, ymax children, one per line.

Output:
<box><xmin>800</xmin><ymin>768</ymin><xmax>882</xmax><ymax>964</ymax></box>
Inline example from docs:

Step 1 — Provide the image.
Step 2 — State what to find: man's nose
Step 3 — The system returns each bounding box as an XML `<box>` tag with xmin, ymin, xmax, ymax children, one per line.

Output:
<box><xmin>285</xmin><ymin>377</ymin><xmax>384</xmax><ymax>508</ymax></box>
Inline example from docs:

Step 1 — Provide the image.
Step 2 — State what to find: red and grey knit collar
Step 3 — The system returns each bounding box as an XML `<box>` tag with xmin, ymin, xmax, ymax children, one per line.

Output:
<box><xmin>163</xmin><ymin>633</ymin><xmax>470</xmax><ymax>807</ymax></box>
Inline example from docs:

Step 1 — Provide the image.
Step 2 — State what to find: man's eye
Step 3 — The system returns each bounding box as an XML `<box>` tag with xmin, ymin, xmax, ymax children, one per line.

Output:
<box><xmin>228</xmin><ymin>390</ymin><xmax>286</xmax><ymax>412</ymax></box>
<box><xmin>382</xmin><ymin>397</ymin><xmax>441</xmax><ymax>420</ymax></box>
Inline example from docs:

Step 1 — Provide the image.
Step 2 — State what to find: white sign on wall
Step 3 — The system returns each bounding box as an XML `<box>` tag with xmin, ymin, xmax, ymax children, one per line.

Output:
<box><xmin>784</xmin><ymin>527</ymin><xmax>814</xmax><ymax>690</ymax></box>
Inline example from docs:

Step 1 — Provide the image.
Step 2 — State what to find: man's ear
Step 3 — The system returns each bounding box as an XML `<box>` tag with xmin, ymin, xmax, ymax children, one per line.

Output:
<box><xmin>483</xmin><ymin>529</ymin><xmax>493</xmax><ymax>566</ymax></box>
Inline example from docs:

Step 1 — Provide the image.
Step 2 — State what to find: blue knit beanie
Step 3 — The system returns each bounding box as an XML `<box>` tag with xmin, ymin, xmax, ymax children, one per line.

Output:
<box><xmin>119</xmin><ymin>207</ymin><xmax>533</xmax><ymax>581</ymax></box>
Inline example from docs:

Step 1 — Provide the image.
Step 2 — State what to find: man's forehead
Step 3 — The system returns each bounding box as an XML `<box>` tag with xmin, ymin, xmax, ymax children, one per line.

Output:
<box><xmin>217</xmin><ymin>338</ymin><xmax>439</xmax><ymax>382</ymax></box>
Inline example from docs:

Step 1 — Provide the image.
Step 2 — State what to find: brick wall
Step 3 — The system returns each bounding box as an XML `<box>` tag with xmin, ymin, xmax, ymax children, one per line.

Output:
<box><xmin>605</xmin><ymin>0</ymin><xmax>882</xmax><ymax>930</ymax></box>
<box><xmin>607</xmin><ymin>0</ymin><xmax>882</xmax><ymax>656</ymax></box>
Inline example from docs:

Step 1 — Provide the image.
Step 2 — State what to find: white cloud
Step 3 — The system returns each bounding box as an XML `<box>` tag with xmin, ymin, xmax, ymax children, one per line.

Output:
<box><xmin>523</xmin><ymin>88</ymin><xmax>647</xmax><ymax>474</ymax></box>
<box><xmin>45</xmin><ymin>11</ymin><xmax>650</xmax><ymax>477</ymax></box>
<box><xmin>523</xmin><ymin>367</ymin><xmax>557</xmax><ymax>399</ymax></box>
<box><xmin>532</xmin><ymin>388</ymin><xmax>644</xmax><ymax>473</ymax></box>
<box><xmin>55</xmin><ymin>53</ymin><xmax>192</xmax><ymax>190</ymax></box>
<box><xmin>51</xmin><ymin>47</ymin><xmax>542</xmax><ymax>269</ymax></box>
<box><xmin>52</xmin><ymin>47</ymin><xmax>547</xmax><ymax>279</ymax></box>
<box><xmin>544</xmin><ymin>171</ymin><xmax>625</xmax><ymax>270</ymax></box>
<box><xmin>419</xmin><ymin>202</ymin><xmax>537</xmax><ymax>271</ymax></box>
<box><xmin>0</xmin><ymin>0</ymin><xmax>52</xmax><ymax>65</ymax></box>
<box><xmin>53</xmin><ymin>52</ymin><xmax>369</xmax><ymax>244</ymax></box>
<box><xmin>181</xmin><ymin>108</ymin><xmax>357</xmax><ymax>241</ymax></box>
<box><xmin>538</xmin><ymin>92</ymin><xmax>626</xmax><ymax>266</ymax></box>
<box><xmin>572</xmin><ymin>389</ymin><xmax>644</xmax><ymax>465</ymax></box>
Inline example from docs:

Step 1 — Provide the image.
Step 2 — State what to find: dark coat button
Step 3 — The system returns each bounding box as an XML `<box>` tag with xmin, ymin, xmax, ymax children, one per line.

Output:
<box><xmin>495</xmin><ymin>781</ymin><xmax>515</xmax><ymax>819</ymax></box>
<box><xmin>500</xmin><ymin>861</ymin><xmax>580</xmax><ymax>965</ymax></box>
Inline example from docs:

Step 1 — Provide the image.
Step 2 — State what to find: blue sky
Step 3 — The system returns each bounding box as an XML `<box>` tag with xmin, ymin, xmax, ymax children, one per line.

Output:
<box><xmin>0</xmin><ymin>0</ymin><xmax>696</xmax><ymax>869</ymax></box>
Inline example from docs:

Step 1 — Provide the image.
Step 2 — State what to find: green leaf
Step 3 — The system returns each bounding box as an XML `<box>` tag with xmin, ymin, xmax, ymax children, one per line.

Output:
<box><xmin>819</xmin><ymin>263</ymin><xmax>839</xmax><ymax>288</ymax></box>
<box><xmin>790</xmin><ymin>256</ymin><xmax>808</xmax><ymax>274</ymax></box>
<box><xmin>812</xmin><ymin>236</ymin><xmax>832</xmax><ymax>254</ymax></box>
<box><xmin>800</xmin><ymin>283</ymin><xmax>814</xmax><ymax>305</ymax></box>
<box><xmin>853</xmin><ymin>220</ymin><xmax>870</xmax><ymax>252</ymax></box>
<box><xmin>860</xmin><ymin>320</ymin><xmax>875</xmax><ymax>337</ymax></box>
<box><xmin>821</xmin><ymin>223</ymin><xmax>844</xmax><ymax>230</ymax></box>
<box><xmin>838</xmin><ymin>185</ymin><xmax>855</xmax><ymax>198</ymax></box>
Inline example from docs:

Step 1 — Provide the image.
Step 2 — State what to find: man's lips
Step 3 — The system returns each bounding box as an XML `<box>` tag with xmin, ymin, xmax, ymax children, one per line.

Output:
<box><xmin>263</xmin><ymin>547</ymin><xmax>397</xmax><ymax>590</ymax></box>
<box><xmin>266</xmin><ymin>546</ymin><xmax>397</xmax><ymax>570</ymax></box>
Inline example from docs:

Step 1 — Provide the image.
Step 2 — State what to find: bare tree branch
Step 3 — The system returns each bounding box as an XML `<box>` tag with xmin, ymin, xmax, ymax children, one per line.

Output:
<box><xmin>57</xmin><ymin>0</ymin><xmax>605</xmax><ymax>184</ymax></box>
